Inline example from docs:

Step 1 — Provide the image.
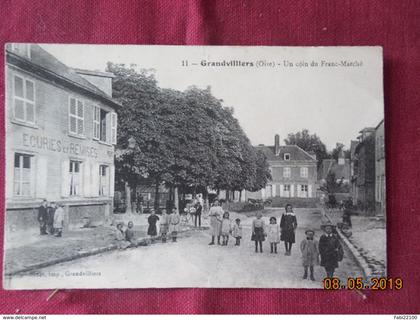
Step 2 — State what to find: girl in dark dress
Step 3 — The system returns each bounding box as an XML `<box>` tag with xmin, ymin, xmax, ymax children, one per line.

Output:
<box><xmin>251</xmin><ymin>212</ymin><xmax>266</xmax><ymax>253</ymax></box>
<box><xmin>147</xmin><ymin>210</ymin><xmax>160</xmax><ymax>242</ymax></box>
<box><xmin>280</xmin><ymin>204</ymin><xmax>298</xmax><ymax>255</ymax></box>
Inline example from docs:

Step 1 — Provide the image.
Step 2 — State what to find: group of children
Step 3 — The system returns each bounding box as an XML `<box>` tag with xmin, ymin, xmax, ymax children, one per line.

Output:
<box><xmin>115</xmin><ymin>207</ymin><xmax>182</xmax><ymax>249</ymax></box>
<box><xmin>210</xmin><ymin>202</ymin><xmax>343</xmax><ymax>281</ymax></box>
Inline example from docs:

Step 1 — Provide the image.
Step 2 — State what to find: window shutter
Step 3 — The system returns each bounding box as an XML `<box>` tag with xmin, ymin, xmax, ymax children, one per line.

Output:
<box><xmin>36</xmin><ymin>155</ymin><xmax>48</xmax><ymax>199</ymax></box>
<box><xmin>308</xmin><ymin>184</ymin><xmax>313</xmax><ymax>198</ymax></box>
<box><xmin>109</xmin><ymin>164</ymin><xmax>115</xmax><ymax>197</ymax></box>
<box><xmin>92</xmin><ymin>162</ymin><xmax>100</xmax><ymax>197</ymax></box>
<box><xmin>111</xmin><ymin>112</ymin><xmax>117</xmax><ymax>144</ymax></box>
<box><xmin>6</xmin><ymin>154</ymin><xmax>14</xmax><ymax>199</ymax></box>
<box><xmin>261</xmin><ymin>187</ymin><xmax>266</xmax><ymax>199</ymax></box>
<box><xmin>279</xmin><ymin>184</ymin><xmax>284</xmax><ymax>197</ymax></box>
<box><xmin>272</xmin><ymin>184</ymin><xmax>276</xmax><ymax>197</ymax></box>
<box><xmin>93</xmin><ymin>106</ymin><xmax>100</xmax><ymax>140</ymax></box>
<box><xmin>81</xmin><ymin>160</ymin><xmax>90</xmax><ymax>197</ymax></box>
<box><xmin>290</xmin><ymin>184</ymin><xmax>295</xmax><ymax>197</ymax></box>
<box><xmin>106</xmin><ymin>112</ymin><xmax>112</xmax><ymax>144</ymax></box>
<box><xmin>61</xmin><ymin>159</ymin><xmax>70</xmax><ymax>197</ymax></box>
<box><xmin>297</xmin><ymin>184</ymin><xmax>301</xmax><ymax>198</ymax></box>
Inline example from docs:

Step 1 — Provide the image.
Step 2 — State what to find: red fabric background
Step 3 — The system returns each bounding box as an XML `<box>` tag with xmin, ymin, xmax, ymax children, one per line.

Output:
<box><xmin>0</xmin><ymin>0</ymin><xmax>419</xmax><ymax>314</ymax></box>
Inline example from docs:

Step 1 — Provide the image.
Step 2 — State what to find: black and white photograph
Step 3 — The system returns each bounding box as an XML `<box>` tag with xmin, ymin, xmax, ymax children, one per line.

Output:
<box><xmin>3</xmin><ymin>44</ymin><xmax>386</xmax><ymax>289</ymax></box>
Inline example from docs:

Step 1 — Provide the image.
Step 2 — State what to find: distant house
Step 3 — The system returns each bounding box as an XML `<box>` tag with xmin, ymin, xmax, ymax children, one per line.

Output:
<box><xmin>351</xmin><ymin>127</ymin><xmax>376</xmax><ymax>210</ymax></box>
<box><xmin>319</xmin><ymin>149</ymin><xmax>351</xmax><ymax>184</ymax></box>
<box><xmin>375</xmin><ymin>120</ymin><xmax>386</xmax><ymax>215</ymax></box>
<box><xmin>246</xmin><ymin>134</ymin><xmax>317</xmax><ymax>200</ymax></box>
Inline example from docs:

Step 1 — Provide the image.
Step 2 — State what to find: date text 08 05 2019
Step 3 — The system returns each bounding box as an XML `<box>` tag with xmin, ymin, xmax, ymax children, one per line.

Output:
<box><xmin>323</xmin><ymin>277</ymin><xmax>403</xmax><ymax>290</ymax></box>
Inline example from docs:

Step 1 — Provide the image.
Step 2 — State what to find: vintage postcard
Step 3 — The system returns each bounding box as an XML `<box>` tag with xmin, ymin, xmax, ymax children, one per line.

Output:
<box><xmin>3</xmin><ymin>44</ymin><xmax>386</xmax><ymax>289</ymax></box>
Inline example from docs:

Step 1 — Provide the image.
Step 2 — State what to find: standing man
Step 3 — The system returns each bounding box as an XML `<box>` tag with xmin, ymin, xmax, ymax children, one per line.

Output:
<box><xmin>46</xmin><ymin>202</ymin><xmax>56</xmax><ymax>235</ymax></box>
<box><xmin>53</xmin><ymin>203</ymin><xmax>65</xmax><ymax>237</ymax></box>
<box><xmin>319</xmin><ymin>223</ymin><xmax>344</xmax><ymax>278</ymax></box>
<box><xmin>37</xmin><ymin>199</ymin><xmax>48</xmax><ymax>235</ymax></box>
<box><xmin>194</xmin><ymin>202</ymin><xmax>203</xmax><ymax>228</ymax></box>
<box><xmin>208</xmin><ymin>200</ymin><xmax>223</xmax><ymax>245</ymax></box>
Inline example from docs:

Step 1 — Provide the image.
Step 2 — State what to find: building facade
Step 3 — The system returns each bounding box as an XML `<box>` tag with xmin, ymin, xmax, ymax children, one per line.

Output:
<box><xmin>246</xmin><ymin>134</ymin><xmax>318</xmax><ymax>200</ymax></box>
<box><xmin>375</xmin><ymin>120</ymin><xmax>386</xmax><ymax>215</ymax></box>
<box><xmin>351</xmin><ymin>127</ymin><xmax>376</xmax><ymax>211</ymax></box>
<box><xmin>318</xmin><ymin>149</ymin><xmax>351</xmax><ymax>184</ymax></box>
<box><xmin>5</xmin><ymin>44</ymin><xmax>120</xmax><ymax>232</ymax></box>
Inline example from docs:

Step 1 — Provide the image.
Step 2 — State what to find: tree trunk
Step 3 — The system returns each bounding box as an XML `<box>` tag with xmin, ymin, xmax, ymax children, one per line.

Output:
<box><xmin>174</xmin><ymin>186</ymin><xmax>179</xmax><ymax>214</ymax></box>
<box><xmin>154</xmin><ymin>179</ymin><xmax>160</xmax><ymax>211</ymax></box>
<box><xmin>125</xmin><ymin>182</ymin><xmax>132</xmax><ymax>214</ymax></box>
<box><xmin>203</xmin><ymin>188</ymin><xmax>209</xmax><ymax>213</ymax></box>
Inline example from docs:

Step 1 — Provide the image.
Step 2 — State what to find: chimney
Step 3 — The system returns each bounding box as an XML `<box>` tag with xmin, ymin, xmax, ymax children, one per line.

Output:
<box><xmin>74</xmin><ymin>68</ymin><xmax>115</xmax><ymax>97</ymax></box>
<box><xmin>274</xmin><ymin>134</ymin><xmax>280</xmax><ymax>155</ymax></box>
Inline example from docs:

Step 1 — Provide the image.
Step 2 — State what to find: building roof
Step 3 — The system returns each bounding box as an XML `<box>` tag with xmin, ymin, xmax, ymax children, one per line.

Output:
<box><xmin>256</xmin><ymin>145</ymin><xmax>317</xmax><ymax>162</ymax></box>
<box><xmin>350</xmin><ymin>140</ymin><xmax>359</xmax><ymax>159</ymax></box>
<box><xmin>6</xmin><ymin>44</ymin><xmax>121</xmax><ymax>108</ymax></box>
<box><xmin>375</xmin><ymin>119</ymin><xmax>384</xmax><ymax>130</ymax></box>
<box><xmin>319</xmin><ymin>158</ymin><xmax>351</xmax><ymax>180</ymax></box>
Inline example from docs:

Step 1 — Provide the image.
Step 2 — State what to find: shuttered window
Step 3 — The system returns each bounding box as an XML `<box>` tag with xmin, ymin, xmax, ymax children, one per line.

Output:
<box><xmin>13</xmin><ymin>75</ymin><xmax>35</xmax><ymax>124</ymax></box>
<box><xmin>99</xmin><ymin>165</ymin><xmax>109</xmax><ymax>196</ymax></box>
<box><xmin>300</xmin><ymin>167</ymin><xmax>308</xmax><ymax>178</ymax></box>
<box><xmin>69</xmin><ymin>97</ymin><xmax>84</xmax><ymax>135</ymax></box>
<box><xmin>69</xmin><ymin>160</ymin><xmax>82</xmax><ymax>196</ymax></box>
<box><xmin>14</xmin><ymin>153</ymin><xmax>32</xmax><ymax>196</ymax></box>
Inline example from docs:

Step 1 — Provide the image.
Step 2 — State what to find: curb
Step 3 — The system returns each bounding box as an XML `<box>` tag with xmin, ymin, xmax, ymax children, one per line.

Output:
<box><xmin>5</xmin><ymin>225</ymin><xmax>208</xmax><ymax>277</ymax></box>
<box><xmin>323</xmin><ymin>212</ymin><xmax>372</xmax><ymax>279</ymax></box>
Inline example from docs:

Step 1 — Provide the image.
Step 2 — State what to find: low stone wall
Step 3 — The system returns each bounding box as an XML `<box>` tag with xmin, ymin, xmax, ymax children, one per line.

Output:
<box><xmin>5</xmin><ymin>201</ymin><xmax>111</xmax><ymax>233</ymax></box>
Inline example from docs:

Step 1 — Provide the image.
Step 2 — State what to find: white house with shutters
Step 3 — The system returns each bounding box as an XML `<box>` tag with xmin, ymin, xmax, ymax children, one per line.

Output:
<box><xmin>5</xmin><ymin>44</ymin><xmax>120</xmax><ymax>230</ymax></box>
<box><xmin>246</xmin><ymin>134</ymin><xmax>318</xmax><ymax>200</ymax></box>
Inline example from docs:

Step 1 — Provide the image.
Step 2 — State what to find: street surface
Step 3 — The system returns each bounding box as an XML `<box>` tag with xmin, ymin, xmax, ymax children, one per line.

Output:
<box><xmin>8</xmin><ymin>208</ymin><xmax>364</xmax><ymax>289</ymax></box>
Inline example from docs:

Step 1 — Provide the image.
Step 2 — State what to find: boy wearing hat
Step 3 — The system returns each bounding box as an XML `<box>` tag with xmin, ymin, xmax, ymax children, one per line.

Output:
<box><xmin>319</xmin><ymin>223</ymin><xmax>343</xmax><ymax>278</ymax></box>
<box><xmin>300</xmin><ymin>229</ymin><xmax>319</xmax><ymax>280</ymax></box>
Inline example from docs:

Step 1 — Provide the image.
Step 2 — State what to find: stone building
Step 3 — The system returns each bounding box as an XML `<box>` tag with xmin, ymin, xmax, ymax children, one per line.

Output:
<box><xmin>5</xmin><ymin>44</ymin><xmax>120</xmax><ymax>232</ymax></box>
<box><xmin>246</xmin><ymin>134</ymin><xmax>318</xmax><ymax>200</ymax></box>
<box><xmin>319</xmin><ymin>149</ymin><xmax>351</xmax><ymax>184</ymax></box>
<box><xmin>375</xmin><ymin>119</ymin><xmax>386</xmax><ymax>215</ymax></box>
<box><xmin>351</xmin><ymin>127</ymin><xmax>376</xmax><ymax>210</ymax></box>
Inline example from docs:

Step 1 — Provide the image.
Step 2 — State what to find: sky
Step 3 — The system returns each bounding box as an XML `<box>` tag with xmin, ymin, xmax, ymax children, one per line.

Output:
<box><xmin>40</xmin><ymin>44</ymin><xmax>384</xmax><ymax>151</ymax></box>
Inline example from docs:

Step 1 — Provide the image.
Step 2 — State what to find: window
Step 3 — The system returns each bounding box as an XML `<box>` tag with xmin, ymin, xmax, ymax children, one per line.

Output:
<box><xmin>283</xmin><ymin>167</ymin><xmax>291</xmax><ymax>178</ymax></box>
<box><xmin>13</xmin><ymin>75</ymin><xmax>35</xmax><ymax>124</ymax></box>
<box><xmin>99</xmin><ymin>165</ymin><xmax>109</xmax><ymax>196</ymax></box>
<box><xmin>69</xmin><ymin>160</ymin><xmax>81</xmax><ymax>196</ymax></box>
<box><xmin>14</xmin><ymin>153</ymin><xmax>32</xmax><ymax>196</ymax></box>
<box><xmin>69</xmin><ymin>97</ymin><xmax>84</xmax><ymax>135</ymax></box>
<box><xmin>300</xmin><ymin>167</ymin><xmax>308</xmax><ymax>178</ymax></box>
<box><xmin>284</xmin><ymin>153</ymin><xmax>291</xmax><ymax>161</ymax></box>
<box><xmin>301</xmin><ymin>184</ymin><xmax>308</xmax><ymax>192</ymax></box>
<box><xmin>11</xmin><ymin>44</ymin><xmax>31</xmax><ymax>58</ymax></box>
<box><xmin>283</xmin><ymin>184</ymin><xmax>291</xmax><ymax>191</ymax></box>
<box><xmin>93</xmin><ymin>106</ymin><xmax>117</xmax><ymax>144</ymax></box>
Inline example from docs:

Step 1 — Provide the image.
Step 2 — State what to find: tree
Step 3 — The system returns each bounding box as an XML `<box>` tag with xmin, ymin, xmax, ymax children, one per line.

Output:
<box><xmin>252</xmin><ymin>149</ymin><xmax>272</xmax><ymax>191</ymax></box>
<box><xmin>319</xmin><ymin>171</ymin><xmax>344</xmax><ymax>207</ymax></box>
<box><xmin>109</xmin><ymin>64</ymin><xmax>271</xmax><ymax>210</ymax></box>
<box><xmin>284</xmin><ymin>129</ymin><xmax>329</xmax><ymax>167</ymax></box>
<box><xmin>331</xmin><ymin>142</ymin><xmax>350</xmax><ymax>161</ymax></box>
<box><xmin>108</xmin><ymin>63</ymin><xmax>169</xmax><ymax>211</ymax></box>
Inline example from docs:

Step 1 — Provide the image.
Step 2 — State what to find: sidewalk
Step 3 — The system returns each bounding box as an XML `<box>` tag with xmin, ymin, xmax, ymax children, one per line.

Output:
<box><xmin>4</xmin><ymin>213</ymin><xmax>204</xmax><ymax>276</ymax></box>
<box><xmin>326</xmin><ymin>209</ymin><xmax>386</xmax><ymax>277</ymax></box>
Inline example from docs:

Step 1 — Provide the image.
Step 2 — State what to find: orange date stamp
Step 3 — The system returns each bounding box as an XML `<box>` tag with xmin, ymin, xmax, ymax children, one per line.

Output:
<box><xmin>323</xmin><ymin>277</ymin><xmax>403</xmax><ymax>290</ymax></box>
